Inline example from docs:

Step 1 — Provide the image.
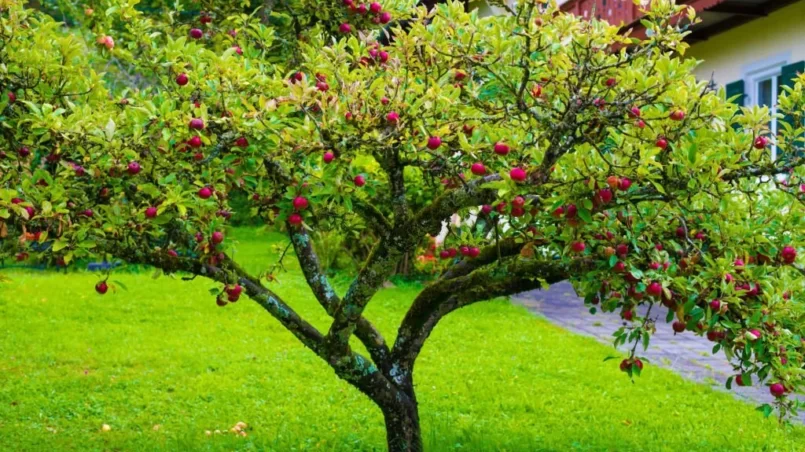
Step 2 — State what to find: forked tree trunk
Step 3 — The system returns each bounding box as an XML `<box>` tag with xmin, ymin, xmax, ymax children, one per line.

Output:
<box><xmin>382</xmin><ymin>397</ymin><xmax>422</xmax><ymax>452</ymax></box>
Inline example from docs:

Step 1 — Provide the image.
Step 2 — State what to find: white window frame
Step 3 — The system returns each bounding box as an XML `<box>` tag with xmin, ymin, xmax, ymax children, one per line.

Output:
<box><xmin>742</xmin><ymin>53</ymin><xmax>791</xmax><ymax>161</ymax></box>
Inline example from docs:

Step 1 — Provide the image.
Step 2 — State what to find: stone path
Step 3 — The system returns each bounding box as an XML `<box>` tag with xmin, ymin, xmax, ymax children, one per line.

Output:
<box><xmin>514</xmin><ymin>281</ymin><xmax>804</xmax><ymax>421</ymax></box>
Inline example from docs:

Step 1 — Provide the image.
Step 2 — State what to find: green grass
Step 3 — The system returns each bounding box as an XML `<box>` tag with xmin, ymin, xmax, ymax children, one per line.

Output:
<box><xmin>1</xmin><ymin>228</ymin><xmax>804</xmax><ymax>451</ymax></box>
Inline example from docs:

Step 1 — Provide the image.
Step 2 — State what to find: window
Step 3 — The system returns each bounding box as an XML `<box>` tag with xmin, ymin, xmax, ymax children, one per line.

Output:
<box><xmin>744</xmin><ymin>55</ymin><xmax>790</xmax><ymax>160</ymax></box>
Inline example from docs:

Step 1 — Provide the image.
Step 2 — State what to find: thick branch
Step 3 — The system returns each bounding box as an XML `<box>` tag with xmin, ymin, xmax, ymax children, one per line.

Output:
<box><xmin>289</xmin><ymin>228</ymin><xmax>392</xmax><ymax>368</ymax></box>
<box><xmin>392</xmin><ymin>255</ymin><xmax>590</xmax><ymax>371</ymax></box>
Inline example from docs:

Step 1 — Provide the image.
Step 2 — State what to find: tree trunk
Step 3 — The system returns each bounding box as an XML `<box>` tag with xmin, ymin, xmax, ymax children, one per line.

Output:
<box><xmin>382</xmin><ymin>397</ymin><xmax>422</xmax><ymax>452</ymax></box>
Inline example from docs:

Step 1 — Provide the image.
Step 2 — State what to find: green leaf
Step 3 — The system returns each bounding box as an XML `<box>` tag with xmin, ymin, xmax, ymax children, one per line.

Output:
<box><xmin>112</xmin><ymin>280</ymin><xmax>128</xmax><ymax>291</ymax></box>
<box><xmin>52</xmin><ymin>240</ymin><xmax>69</xmax><ymax>252</ymax></box>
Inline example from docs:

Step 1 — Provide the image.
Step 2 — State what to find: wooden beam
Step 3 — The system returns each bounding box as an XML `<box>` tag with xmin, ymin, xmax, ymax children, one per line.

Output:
<box><xmin>707</xmin><ymin>3</ymin><xmax>767</xmax><ymax>17</ymax></box>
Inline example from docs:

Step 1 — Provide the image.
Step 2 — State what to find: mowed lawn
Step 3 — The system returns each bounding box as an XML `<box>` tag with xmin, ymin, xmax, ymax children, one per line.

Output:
<box><xmin>1</xmin><ymin>229</ymin><xmax>804</xmax><ymax>451</ymax></box>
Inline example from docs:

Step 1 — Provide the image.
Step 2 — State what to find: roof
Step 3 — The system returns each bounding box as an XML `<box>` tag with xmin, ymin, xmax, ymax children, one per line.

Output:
<box><xmin>560</xmin><ymin>0</ymin><xmax>803</xmax><ymax>42</ymax></box>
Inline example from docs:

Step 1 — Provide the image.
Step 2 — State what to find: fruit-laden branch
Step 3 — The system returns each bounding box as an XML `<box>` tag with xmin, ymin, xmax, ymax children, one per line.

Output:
<box><xmin>437</xmin><ymin>237</ymin><xmax>542</xmax><ymax>281</ymax></box>
<box><xmin>392</xmin><ymin>252</ymin><xmax>593</xmax><ymax>372</ymax></box>
<box><xmin>288</xmin><ymin>227</ymin><xmax>391</xmax><ymax>368</ymax></box>
<box><xmin>140</xmin><ymin>245</ymin><xmax>405</xmax><ymax>404</ymax></box>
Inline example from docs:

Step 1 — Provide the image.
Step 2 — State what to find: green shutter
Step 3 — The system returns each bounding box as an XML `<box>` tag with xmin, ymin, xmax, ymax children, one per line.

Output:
<box><xmin>779</xmin><ymin>61</ymin><xmax>804</xmax><ymax>159</ymax></box>
<box><xmin>725</xmin><ymin>80</ymin><xmax>745</xmax><ymax>106</ymax></box>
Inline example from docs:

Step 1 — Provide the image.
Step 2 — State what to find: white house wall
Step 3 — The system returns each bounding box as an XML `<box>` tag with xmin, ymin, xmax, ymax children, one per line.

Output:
<box><xmin>687</xmin><ymin>1</ymin><xmax>805</xmax><ymax>87</ymax></box>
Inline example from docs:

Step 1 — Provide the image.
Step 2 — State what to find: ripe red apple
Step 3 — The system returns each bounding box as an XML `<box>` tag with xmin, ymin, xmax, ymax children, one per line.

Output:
<box><xmin>746</xmin><ymin>329</ymin><xmax>761</xmax><ymax>341</ymax></box>
<box><xmin>176</xmin><ymin>73</ymin><xmax>189</xmax><ymax>86</ymax></box>
<box><xmin>622</xmin><ymin>309</ymin><xmax>634</xmax><ymax>321</ymax></box>
<box><xmin>618</xmin><ymin>177</ymin><xmax>632</xmax><ymax>191</ymax></box>
<box><xmin>470</xmin><ymin>162</ymin><xmax>486</xmax><ymax>176</ymax></box>
<box><xmin>211</xmin><ymin>231</ymin><xmax>224</xmax><ymax>244</ymax></box>
<box><xmin>493</xmin><ymin>142</ymin><xmax>510</xmax><ymax>156</ymax></box>
<box><xmin>439</xmin><ymin>249</ymin><xmax>451</xmax><ymax>260</ymax></box>
<box><xmin>510</xmin><ymin>167</ymin><xmax>527</xmax><ymax>182</ymax></box>
<box><xmin>571</xmin><ymin>241</ymin><xmax>586</xmax><ymax>253</ymax></box>
<box><xmin>467</xmin><ymin>246</ymin><xmax>480</xmax><ymax>258</ymax></box>
<box><xmin>605</xmin><ymin>77</ymin><xmax>616</xmax><ymax>87</ymax></box>
<box><xmin>316</xmin><ymin>81</ymin><xmax>329</xmax><ymax>92</ymax></box>
<box><xmin>369</xmin><ymin>2</ymin><xmax>382</xmax><ymax>13</ymax></box>
<box><xmin>620</xmin><ymin>359</ymin><xmax>630</xmax><ymax>372</ymax></box>
<box><xmin>615</xmin><ymin>244</ymin><xmax>628</xmax><ymax>257</ymax></box>
<box><xmin>655</xmin><ymin>137</ymin><xmax>668</xmax><ymax>150</ymax></box>
<box><xmin>187</xmin><ymin>136</ymin><xmax>202</xmax><ymax>148</ymax></box>
<box><xmin>289</xmin><ymin>213</ymin><xmax>303</xmax><ymax>226</ymax></box>
<box><xmin>145</xmin><ymin>206</ymin><xmax>158</xmax><ymax>218</ymax></box>
<box><xmin>781</xmin><ymin>246</ymin><xmax>796</xmax><ymax>264</ymax></box>
<box><xmin>198</xmin><ymin>187</ymin><xmax>213</xmax><ymax>199</ymax></box>
<box><xmin>606</xmin><ymin>176</ymin><xmax>620</xmax><ymax>189</ymax></box>
<box><xmin>565</xmin><ymin>204</ymin><xmax>577</xmax><ymax>219</ymax></box>
<box><xmin>95</xmin><ymin>281</ymin><xmax>108</xmax><ymax>295</ymax></box>
<box><xmin>216</xmin><ymin>296</ymin><xmax>227</xmax><ymax>307</ymax></box>
<box><xmin>323</xmin><ymin>151</ymin><xmax>335</xmax><ymax>163</ymax></box>
<box><xmin>481</xmin><ymin>204</ymin><xmax>492</xmax><ymax>215</ymax></box>
<box><xmin>754</xmin><ymin>136</ymin><xmax>768</xmax><ymax>149</ymax></box>
<box><xmin>379</xmin><ymin>51</ymin><xmax>389</xmax><ymax>63</ymax></box>
<box><xmin>672</xmin><ymin>321</ymin><xmax>686</xmax><ymax>333</ymax></box>
<box><xmin>597</xmin><ymin>188</ymin><xmax>613</xmax><ymax>204</ymax></box>
<box><xmin>511</xmin><ymin>196</ymin><xmax>526</xmax><ymax>208</ymax></box>
<box><xmin>386</xmin><ymin>111</ymin><xmax>399</xmax><ymax>124</ymax></box>
<box><xmin>646</xmin><ymin>282</ymin><xmax>662</xmax><ymax>297</ymax></box>
<box><xmin>7</xmin><ymin>91</ymin><xmax>16</xmax><ymax>103</ymax></box>
<box><xmin>379</xmin><ymin>12</ymin><xmax>391</xmax><ymax>23</ymax></box>
<box><xmin>339</xmin><ymin>23</ymin><xmax>352</xmax><ymax>34</ymax></box>
<box><xmin>510</xmin><ymin>206</ymin><xmax>525</xmax><ymax>217</ymax></box>
<box><xmin>630</xmin><ymin>106</ymin><xmax>641</xmax><ymax>118</ymax></box>
<box><xmin>354</xmin><ymin>175</ymin><xmax>366</xmax><ymax>187</ymax></box>
<box><xmin>613</xmin><ymin>261</ymin><xmax>626</xmax><ymax>273</ymax></box>
<box><xmin>190</xmin><ymin>28</ymin><xmax>203</xmax><ymax>39</ymax></box>
<box><xmin>427</xmin><ymin>136</ymin><xmax>442</xmax><ymax>150</ymax></box>
<box><xmin>18</xmin><ymin>146</ymin><xmax>30</xmax><ymax>157</ymax></box>
<box><xmin>189</xmin><ymin>118</ymin><xmax>204</xmax><ymax>130</ymax></box>
<box><xmin>292</xmin><ymin>196</ymin><xmax>309</xmax><ymax>210</ymax></box>
<box><xmin>82</xmin><ymin>209</ymin><xmax>93</xmax><ymax>217</ymax></box>
<box><xmin>551</xmin><ymin>206</ymin><xmax>564</xmax><ymax>218</ymax></box>
<box><xmin>669</xmin><ymin>110</ymin><xmax>685</xmax><ymax>121</ymax></box>
<box><xmin>235</xmin><ymin>137</ymin><xmax>248</xmax><ymax>148</ymax></box>
<box><xmin>193</xmin><ymin>152</ymin><xmax>204</xmax><ymax>161</ymax></box>
<box><xmin>770</xmin><ymin>383</ymin><xmax>786</xmax><ymax>398</ymax></box>
<box><xmin>463</xmin><ymin>124</ymin><xmax>474</xmax><ymax>135</ymax></box>
<box><xmin>709</xmin><ymin>299</ymin><xmax>721</xmax><ymax>311</ymax></box>
<box><xmin>735</xmin><ymin>375</ymin><xmax>746</xmax><ymax>386</ymax></box>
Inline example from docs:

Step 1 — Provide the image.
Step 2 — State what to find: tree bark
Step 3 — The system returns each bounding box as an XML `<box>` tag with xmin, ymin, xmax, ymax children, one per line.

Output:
<box><xmin>382</xmin><ymin>394</ymin><xmax>422</xmax><ymax>452</ymax></box>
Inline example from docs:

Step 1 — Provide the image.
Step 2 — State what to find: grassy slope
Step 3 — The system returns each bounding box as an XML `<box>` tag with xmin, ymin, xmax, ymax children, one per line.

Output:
<box><xmin>0</xmin><ymin>228</ymin><xmax>803</xmax><ymax>451</ymax></box>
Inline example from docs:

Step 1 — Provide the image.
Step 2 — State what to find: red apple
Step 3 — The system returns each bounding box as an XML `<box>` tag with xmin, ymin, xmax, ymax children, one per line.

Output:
<box><xmin>386</xmin><ymin>111</ymin><xmax>399</xmax><ymax>124</ymax></box>
<box><xmin>145</xmin><ymin>206</ymin><xmax>158</xmax><ymax>218</ymax></box>
<box><xmin>571</xmin><ymin>241</ymin><xmax>586</xmax><ymax>253</ymax></box>
<box><xmin>672</xmin><ymin>321</ymin><xmax>686</xmax><ymax>333</ymax></box>
<box><xmin>198</xmin><ymin>187</ymin><xmax>213</xmax><ymax>199</ymax></box>
<box><xmin>190</xmin><ymin>28</ymin><xmax>203</xmax><ymax>39</ymax></box>
<box><xmin>95</xmin><ymin>281</ymin><xmax>108</xmax><ymax>295</ymax></box>
<box><xmin>292</xmin><ymin>196</ymin><xmax>309</xmax><ymax>210</ymax></box>
<box><xmin>754</xmin><ymin>136</ymin><xmax>768</xmax><ymax>149</ymax></box>
<box><xmin>618</xmin><ymin>177</ymin><xmax>632</xmax><ymax>191</ymax></box>
<box><xmin>354</xmin><ymin>175</ymin><xmax>366</xmax><ymax>187</ymax></box>
<box><xmin>510</xmin><ymin>167</ymin><xmax>527</xmax><ymax>182</ymax></box>
<box><xmin>427</xmin><ymin>136</ymin><xmax>442</xmax><ymax>150</ymax></box>
<box><xmin>175</xmin><ymin>73</ymin><xmax>189</xmax><ymax>86</ymax></box>
<box><xmin>323</xmin><ymin>151</ymin><xmax>335</xmax><ymax>163</ymax></box>
<box><xmin>211</xmin><ymin>231</ymin><xmax>224</xmax><ymax>244</ymax></box>
<box><xmin>289</xmin><ymin>213</ymin><xmax>303</xmax><ymax>226</ymax></box>
<box><xmin>646</xmin><ymin>282</ymin><xmax>662</xmax><ymax>297</ymax></box>
<box><xmin>369</xmin><ymin>2</ymin><xmax>382</xmax><ymax>13</ymax></box>
<box><xmin>189</xmin><ymin>118</ymin><xmax>204</xmax><ymax>130</ymax></box>
<box><xmin>669</xmin><ymin>110</ymin><xmax>685</xmax><ymax>121</ymax></box>
<box><xmin>379</xmin><ymin>12</ymin><xmax>391</xmax><ymax>23</ymax></box>
<box><xmin>471</xmin><ymin>162</ymin><xmax>486</xmax><ymax>176</ymax></box>
<box><xmin>655</xmin><ymin>137</ymin><xmax>668</xmax><ymax>150</ymax></box>
<box><xmin>770</xmin><ymin>383</ymin><xmax>786</xmax><ymax>398</ymax></box>
<box><xmin>235</xmin><ymin>137</ymin><xmax>248</xmax><ymax>148</ymax></box>
<box><xmin>493</xmin><ymin>142</ymin><xmax>510</xmax><ymax>156</ymax></box>
<box><xmin>188</xmin><ymin>136</ymin><xmax>202</xmax><ymax>148</ymax></box>
<box><xmin>339</xmin><ymin>23</ymin><xmax>352</xmax><ymax>34</ymax></box>
<box><xmin>781</xmin><ymin>246</ymin><xmax>796</xmax><ymax>264</ymax></box>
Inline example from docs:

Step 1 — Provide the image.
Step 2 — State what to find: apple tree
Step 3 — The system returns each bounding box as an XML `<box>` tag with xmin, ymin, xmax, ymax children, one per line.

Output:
<box><xmin>3</xmin><ymin>0</ymin><xmax>805</xmax><ymax>449</ymax></box>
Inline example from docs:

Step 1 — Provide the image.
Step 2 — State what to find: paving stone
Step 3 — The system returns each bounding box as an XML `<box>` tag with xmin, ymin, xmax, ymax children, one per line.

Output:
<box><xmin>513</xmin><ymin>281</ymin><xmax>804</xmax><ymax>421</ymax></box>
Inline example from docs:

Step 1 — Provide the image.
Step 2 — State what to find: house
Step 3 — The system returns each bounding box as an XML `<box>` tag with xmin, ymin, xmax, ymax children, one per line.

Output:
<box><xmin>557</xmin><ymin>0</ymin><xmax>805</xmax><ymax>159</ymax></box>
